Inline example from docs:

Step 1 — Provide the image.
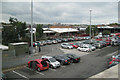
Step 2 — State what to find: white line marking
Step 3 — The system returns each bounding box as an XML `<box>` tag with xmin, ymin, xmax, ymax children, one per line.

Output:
<box><xmin>49</xmin><ymin>68</ymin><xmax>56</xmax><ymax>71</ymax></box>
<box><xmin>25</xmin><ymin>66</ymin><xmax>44</xmax><ymax>75</ymax></box>
<box><xmin>13</xmin><ymin>70</ymin><xmax>28</xmax><ymax>79</ymax></box>
<box><xmin>35</xmin><ymin>71</ymin><xmax>44</xmax><ymax>75</ymax></box>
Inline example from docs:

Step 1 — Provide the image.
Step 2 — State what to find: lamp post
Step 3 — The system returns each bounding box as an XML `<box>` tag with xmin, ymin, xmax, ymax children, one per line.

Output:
<box><xmin>89</xmin><ymin>9</ymin><xmax>92</xmax><ymax>41</ymax></box>
<box><xmin>31</xmin><ymin>0</ymin><xmax>33</xmax><ymax>54</ymax></box>
<box><xmin>89</xmin><ymin>9</ymin><xmax>92</xmax><ymax>51</ymax></box>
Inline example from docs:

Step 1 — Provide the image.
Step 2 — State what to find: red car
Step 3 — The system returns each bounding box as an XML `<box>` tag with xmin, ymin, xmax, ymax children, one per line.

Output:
<box><xmin>106</xmin><ymin>38</ymin><xmax>111</xmax><ymax>45</ymax></box>
<box><xmin>28</xmin><ymin>59</ymin><xmax>49</xmax><ymax>72</ymax></box>
<box><xmin>69</xmin><ymin>43</ymin><xmax>79</xmax><ymax>48</ymax></box>
<box><xmin>96</xmin><ymin>38</ymin><xmax>103</xmax><ymax>41</ymax></box>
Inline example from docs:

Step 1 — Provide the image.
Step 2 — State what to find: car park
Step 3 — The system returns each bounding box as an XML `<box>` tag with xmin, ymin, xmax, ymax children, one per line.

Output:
<box><xmin>61</xmin><ymin>43</ymin><xmax>73</xmax><ymax>49</ymax></box>
<box><xmin>53</xmin><ymin>55</ymin><xmax>71</xmax><ymax>65</ymax></box>
<box><xmin>41</xmin><ymin>56</ymin><xmax>61</xmax><ymax>69</ymax></box>
<box><xmin>65</xmin><ymin>54</ymin><xmax>80</xmax><ymax>63</ymax></box>
<box><xmin>28</xmin><ymin>59</ymin><xmax>49</xmax><ymax>72</ymax></box>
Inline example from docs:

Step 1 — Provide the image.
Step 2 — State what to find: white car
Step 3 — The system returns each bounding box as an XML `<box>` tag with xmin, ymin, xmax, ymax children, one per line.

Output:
<box><xmin>41</xmin><ymin>56</ymin><xmax>61</xmax><ymax>69</ymax></box>
<box><xmin>61</xmin><ymin>43</ymin><xmax>73</xmax><ymax>49</ymax></box>
<box><xmin>77</xmin><ymin>45</ymin><xmax>96</xmax><ymax>52</ymax></box>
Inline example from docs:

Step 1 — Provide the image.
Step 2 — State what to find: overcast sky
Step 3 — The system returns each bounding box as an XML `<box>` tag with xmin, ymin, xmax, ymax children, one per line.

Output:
<box><xmin>1</xmin><ymin>2</ymin><xmax>118</xmax><ymax>24</ymax></box>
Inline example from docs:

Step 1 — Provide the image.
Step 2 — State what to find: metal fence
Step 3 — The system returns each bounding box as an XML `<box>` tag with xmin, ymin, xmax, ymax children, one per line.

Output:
<box><xmin>2</xmin><ymin>50</ymin><xmax>16</xmax><ymax>58</ymax></box>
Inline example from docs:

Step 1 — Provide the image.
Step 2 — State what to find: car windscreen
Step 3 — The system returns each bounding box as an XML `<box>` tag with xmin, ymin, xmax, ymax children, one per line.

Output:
<box><xmin>61</xmin><ymin>56</ymin><xmax>69</xmax><ymax>60</ymax></box>
<box><xmin>49</xmin><ymin>58</ymin><xmax>56</xmax><ymax>62</ymax></box>
<box><xmin>71</xmin><ymin>54</ymin><xmax>79</xmax><ymax>58</ymax></box>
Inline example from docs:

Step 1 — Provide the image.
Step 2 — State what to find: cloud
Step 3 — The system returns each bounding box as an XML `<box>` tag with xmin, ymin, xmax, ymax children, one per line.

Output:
<box><xmin>1</xmin><ymin>2</ymin><xmax>118</xmax><ymax>24</ymax></box>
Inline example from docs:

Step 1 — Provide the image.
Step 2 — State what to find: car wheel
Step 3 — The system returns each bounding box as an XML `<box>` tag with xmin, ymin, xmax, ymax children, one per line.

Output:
<box><xmin>51</xmin><ymin>65</ymin><xmax>54</xmax><ymax>69</ymax></box>
<box><xmin>37</xmin><ymin>67</ymin><xmax>41</xmax><ymax>72</ymax></box>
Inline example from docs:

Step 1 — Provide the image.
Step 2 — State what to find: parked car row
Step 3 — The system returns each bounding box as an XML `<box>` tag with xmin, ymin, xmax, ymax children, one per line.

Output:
<box><xmin>33</xmin><ymin>36</ymin><xmax>90</xmax><ymax>47</ymax></box>
<box><xmin>28</xmin><ymin>53</ymin><xmax>80</xmax><ymax>71</ymax></box>
<box><xmin>108</xmin><ymin>54</ymin><xmax>120</xmax><ymax>68</ymax></box>
<box><xmin>61</xmin><ymin>37</ymin><xmax>118</xmax><ymax>52</ymax></box>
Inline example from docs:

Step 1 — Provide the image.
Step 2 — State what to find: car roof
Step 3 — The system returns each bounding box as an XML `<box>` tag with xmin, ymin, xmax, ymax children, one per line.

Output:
<box><xmin>42</xmin><ymin>56</ymin><xmax>52</xmax><ymax>59</ymax></box>
<box><xmin>34</xmin><ymin>59</ymin><xmax>43</xmax><ymax>63</ymax></box>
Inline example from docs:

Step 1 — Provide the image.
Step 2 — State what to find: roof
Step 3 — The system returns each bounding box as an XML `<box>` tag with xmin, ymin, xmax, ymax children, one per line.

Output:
<box><xmin>10</xmin><ymin>42</ymin><xmax>28</xmax><ymax>46</ymax></box>
<box><xmin>0</xmin><ymin>44</ymin><xmax>8</xmax><ymax>50</ymax></box>
<box><xmin>43</xmin><ymin>28</ymin><xmax>79</xmax><ymax>33</ymax></box>
<box><xmin>42</xmin><ymin>56</ymin><xmax>52</xmax><ymax>59</ymax></box>
<box><xmin>43</xmin><ymin>31</ymin><xmax>55</xmax><ymax>33</ymax></box>
<box><xmin>97</xmin><ymin>26</ymin><xmax>114</xmax><ymax>29</ymax></box>
<box><xmin>49</xmin><ymin>26</ymin><xmax>72</xmax><ymax>28</ymax></box>
<box><xmin>35</xmin><ymin>59</ymin><xmax>43</xmax><ymax>63</ymax></box>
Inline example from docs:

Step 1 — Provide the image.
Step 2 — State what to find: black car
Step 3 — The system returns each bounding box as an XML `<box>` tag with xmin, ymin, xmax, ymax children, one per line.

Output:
<box><xmin>53</xmin><ymin>55</ymin><xmax>71</xmax><ymax>65</ymax></box>
<box><xmin>65</xmin><ymin>54</ymin><xmax>80</xmax><ymax>63</ymax></box>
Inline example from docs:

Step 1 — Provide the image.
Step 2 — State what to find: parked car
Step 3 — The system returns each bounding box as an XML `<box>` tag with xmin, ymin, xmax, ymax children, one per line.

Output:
<box><xmin>28</xmin><ymin>59</ymin><xmax>49</xmax><ymax>72</ymax></box>
<box><xmin>73</xmin><ymin>37</ymin><xmax>79</xmax><ymax>41</ymax></box>
<box><xmin>41</xmin><ymin>56</ymin><xmax>61</xmax><ymax>69</ymax></box>
<box><xmin>55</xmin><ymin>39</ymin><xmax>62</xmax><ymax>43</ymax></box>
<box><xmin>53</xmin><ymin>55</ymin><xmax>71</xmax><ymax>65</ymax></box>
<box><xmin>69</xmin><ymin>43</ymin><xmax>79</xmax><ymax>48</ymax></box>
<box><xmin>62</xmin><ymin>38</ymin><xmax>68</xmax><ymax>42</ymax></box>
<box><xmin>108</xmin><ymin>60</ymin><xmax>120</xmax><ymax>68</ymax></box>
<box><xmin>46</xmin><ymin>40</ymin><xmax>52</xmax><ymax>45</ymax></box>
<box><xmin>52</xmin><ymin>40</ymin><xmax>58</xmax><ymax>44</ymax></box>
<box><xmin>65</xmin><ymin>54</ymin><xmax>80</xmax><ymax>63</ymax></box>
<box><xmin>41</xmin><ymin>40</ymin><xmax>47</xmax><ymax>45</ymax></box>
<box><xmin>61</xmin><ymin>43</ymin><xmax>73</xmax><ymax>49</ymax></box>
<box><xmin>95</xmin><ymin>41</ymin><xmax>104</xmax><ymax>49</ymax></box>
<box><xmin>96</xmin><ymin>38</ymin><xmax>103</xmax><ymax>41</ymax></box>
<box><xmin>68</xmin><ymin>38</ymin><xmax>74</xmax><ymax>41</ymax></box>
<box><xmin>77</xmin><ymin>45</ymin><xmax>95</xmax><ymax>52</ymax></box>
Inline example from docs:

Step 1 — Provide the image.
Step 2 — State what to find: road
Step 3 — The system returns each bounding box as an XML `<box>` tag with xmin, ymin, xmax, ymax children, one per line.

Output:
<box><xmin>4</xmin><ymin>44</ymin><xmax>118</xmax><ymax>79</ymax></box>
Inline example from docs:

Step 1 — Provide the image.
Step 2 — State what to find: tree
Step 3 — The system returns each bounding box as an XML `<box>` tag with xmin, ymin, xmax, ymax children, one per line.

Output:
<box><xmin>102</xmin><ymin>30</ymin><xmax>110</xmax><ymax>35</ymax></box>
<box><xmin>36</xmin><ymin>24</ymin><xmax>43</xmax><ymax>40</ymax></box>
<box><xmin>2</xmin><ymin>17</ymin><xmax>27</xmax><ymax>45</ymax></box>
<box><xmin>85</xmin><ymin>25</ymin><xmax>98</xmax><ymax>36</ymax></box>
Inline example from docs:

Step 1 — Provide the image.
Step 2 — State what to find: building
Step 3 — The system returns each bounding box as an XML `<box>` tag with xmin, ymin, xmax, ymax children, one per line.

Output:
<box><xmin>97</xmin><ymin>25</ymin><xmax>120</xmax><ymax>33</ymax></box>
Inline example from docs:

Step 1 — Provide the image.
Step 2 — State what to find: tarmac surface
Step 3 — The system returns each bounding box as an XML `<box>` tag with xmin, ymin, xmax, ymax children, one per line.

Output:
<box><xmin>2</xmin><ymin>42</ymin><xmax>118</xmax><ymax>79</ymax></box>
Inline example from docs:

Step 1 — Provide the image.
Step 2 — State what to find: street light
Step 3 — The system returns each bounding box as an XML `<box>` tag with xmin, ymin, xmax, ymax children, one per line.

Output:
<box><xmin>31</xmin><ymin>0</ymin><xmax>33</xmax><ymax>54</ymax></box>
<box><xmin>89</xmin><ymin>9</ymin><xmax>92</xmax><ymax>41</ymax></box>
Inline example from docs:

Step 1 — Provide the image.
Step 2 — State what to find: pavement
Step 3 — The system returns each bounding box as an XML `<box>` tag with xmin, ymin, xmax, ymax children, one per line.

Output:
<box><xmin>89</xmin><ymin>64</ymin><xmax>118</xmax><ymax>78</ymax></box>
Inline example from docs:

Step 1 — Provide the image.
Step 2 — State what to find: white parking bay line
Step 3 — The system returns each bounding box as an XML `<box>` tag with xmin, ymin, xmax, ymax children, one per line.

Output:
<box><xmin>13</xmin><ymin>70</ymin><xmax>28</xmax><ymax>79</ymax></box>
<box><xmin>49</xmin><ymin>68</ymin><xmax>56</xmax><ymax>71</ymax></box>
<box><xmin>25</xmin><ymin>66</ymin><xmax>45</xmax><ymax>76</ymax></box>
<box><xmin>36</xmin><ymin>71</ymin><xmax>44</xmax><ymax>75</ymax></box>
